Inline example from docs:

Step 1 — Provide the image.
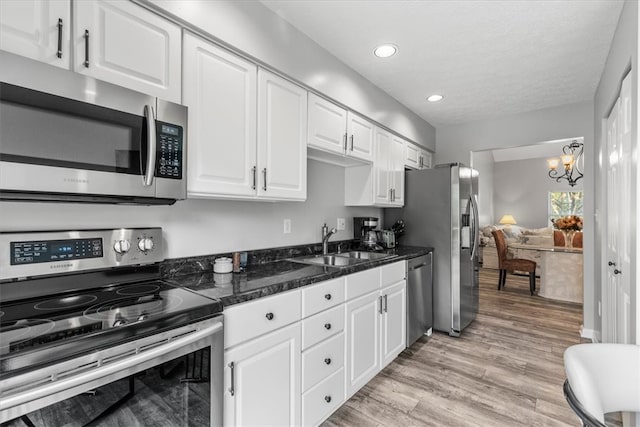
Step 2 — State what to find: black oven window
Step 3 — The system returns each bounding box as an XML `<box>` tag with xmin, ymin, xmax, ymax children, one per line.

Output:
<box><xmin>4</xmin><ymin>348</ymin><xmax>211</xmax><ymax>427</ymax></box>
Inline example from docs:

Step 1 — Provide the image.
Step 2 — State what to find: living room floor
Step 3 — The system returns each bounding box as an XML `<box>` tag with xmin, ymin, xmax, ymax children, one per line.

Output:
<box><xmin>323</xmin><ymin>268</ymin><xmax>598</xmax><ymax>427</ymax></box>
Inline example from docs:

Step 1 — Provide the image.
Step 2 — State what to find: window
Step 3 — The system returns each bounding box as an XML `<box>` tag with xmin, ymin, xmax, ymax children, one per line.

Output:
<box><xmin>549</xmin><ymin>191</ymin><xmax>583</xmax><ymax>224</ymax></box>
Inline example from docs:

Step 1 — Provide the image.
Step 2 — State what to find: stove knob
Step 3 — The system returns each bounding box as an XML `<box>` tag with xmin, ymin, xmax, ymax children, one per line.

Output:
<box><xmin>138</xmin><ymin>238</ymin><xmax>154</xmax><ymax>253</ymax></box>
<box><xmin>113</xmin><ymin>318</ymin><xmax>128</xmax><ymax>327</ymax></box>
<box><xmin>113</xmin><ymin>240</ymin><xmax>131</xmax><ymax>254</ymax></box>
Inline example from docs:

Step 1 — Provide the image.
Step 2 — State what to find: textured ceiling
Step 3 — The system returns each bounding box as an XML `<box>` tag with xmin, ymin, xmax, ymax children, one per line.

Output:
<box><xmin>260</xmin><ymin>0</ymin><xmax>624</xmax><ymax>127</ymax></box>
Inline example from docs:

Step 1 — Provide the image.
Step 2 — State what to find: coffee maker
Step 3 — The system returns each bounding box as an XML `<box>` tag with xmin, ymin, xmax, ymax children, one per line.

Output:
<box><xmin>353</xmin><ymin>217</ymin><xmax>382</xmax><ymax>250</ymax></box>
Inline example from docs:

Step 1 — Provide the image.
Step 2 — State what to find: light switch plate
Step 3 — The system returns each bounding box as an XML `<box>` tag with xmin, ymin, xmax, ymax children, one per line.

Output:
<box><xmin>283</xmin><ymin>219</ymin><xmax>291</xmax><ymax>234</ymax></box>
<box><xmin>337</xmin><ymin>218</ymin><xmax>346</xmax><ymax>230</ymax></box>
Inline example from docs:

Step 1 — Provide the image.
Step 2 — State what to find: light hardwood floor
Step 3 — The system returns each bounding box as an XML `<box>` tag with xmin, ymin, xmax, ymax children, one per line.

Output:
<box><xmin>323</xmin><ymin>268</ymin><xmax>587</xmax><ymax>427</ymax></box>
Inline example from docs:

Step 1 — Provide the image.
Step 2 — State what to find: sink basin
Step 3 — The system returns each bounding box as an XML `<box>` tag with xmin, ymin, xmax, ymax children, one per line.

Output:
<box><xmin>289</xmin><ymin>254</ymin><xmax>365</xmax><ymax>267</ymax></box>
<box><xmin>336</xmin><ymin>251</ymin><xmax>397</xmax><ymax>261</ymax></box>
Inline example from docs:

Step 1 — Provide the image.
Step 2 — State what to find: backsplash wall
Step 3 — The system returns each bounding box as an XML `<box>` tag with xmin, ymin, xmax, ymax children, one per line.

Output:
<box><xmin>0</xmin><ymin>160</ymin><xmax>382</xmax><ymax>259</ymax></box>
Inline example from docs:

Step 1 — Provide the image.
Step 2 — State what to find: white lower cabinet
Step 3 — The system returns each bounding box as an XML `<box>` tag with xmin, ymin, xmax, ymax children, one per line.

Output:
<box><xmin>224</xmin><ymin>322</ymin><xmax>301</xmax><ymax>427</ymax></box>
<box><xmin>223</xmin><ymin>262</ymin><xmax>406</xmax><ymax>426</ymax></box>
<box><xmin>345</xmin><ymin>290</ymin><xmax>381</xmax><ymax>397</ymax></box>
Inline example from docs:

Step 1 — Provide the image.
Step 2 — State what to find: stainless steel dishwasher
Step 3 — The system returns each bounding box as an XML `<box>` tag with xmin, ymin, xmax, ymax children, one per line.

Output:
<box><xmin>406</xmin><ymin>253</ymin><xmax>433</xmax><ymax>347</ymax></box>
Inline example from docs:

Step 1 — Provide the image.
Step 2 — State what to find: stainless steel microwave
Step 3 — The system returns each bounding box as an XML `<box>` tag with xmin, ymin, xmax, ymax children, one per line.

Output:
<box><xmin>0</xmin><ymin>52</ymin><xmax>187</xmax><ymax>205</ymax></box>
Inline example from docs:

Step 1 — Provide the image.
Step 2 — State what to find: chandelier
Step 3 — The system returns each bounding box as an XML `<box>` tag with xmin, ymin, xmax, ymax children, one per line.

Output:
<box><xmin>547</xmin><ymin>140</ymin><xmax>583</xmax><ymax>187</ymax></box>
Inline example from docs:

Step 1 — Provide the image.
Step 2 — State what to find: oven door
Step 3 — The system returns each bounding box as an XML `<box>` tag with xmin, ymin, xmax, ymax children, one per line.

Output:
<box><xmin>0</xmin><ymin>316</ymin><xmax>223</xmax><ymax>427</ymax></box>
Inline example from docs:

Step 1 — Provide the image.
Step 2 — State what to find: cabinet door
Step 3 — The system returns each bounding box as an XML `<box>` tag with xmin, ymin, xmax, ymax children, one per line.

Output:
<box><xmin>308</xmin><ymin>93</ymin><xmax>347</xmax><ymax>155</ymax></box>
<box><xmin>390</xmin><ymin>135</ymin><xmax>405</xmax><ymax>206</ymax></box>
<box><xmin>380</xmin><ymin>281</ymin><xmax>407</xmax><ymax>367</ymax></box>
<box><xmin>0</xmin><ymin>0</ymin><xmax>70</xmax><ymax>68</ymax></box>
<box><xmin>224</xmin><ymin>323</ymin><xmax>301</xmax><ymax>427</ymax></box>
<box><xmin>420</xmin><ymin>149</ymin><xmax>433</xmax><ymax>169</ymax></box>
<box><xmin>373</xmin><ymin>127</ymin><xmax>391</xmax><ymax>205</ymax></box>
<box><xmin>404</xmin><ymin>141</ymin><xmax>420</xmax><ymax>170</ymax></box>
<box><xmin>74</xmin><ymin>0</ymin><xmax>181</xmax><ymax>102</ymax></box>
<box><xmin>347</xmin><ymin>111</ymin><xmax>375</xmax><ymax>163</ymax></box>
<box><xmin>183</xmin><ymin>33</ymin><xmax>257</xmax><ymax>199</ymax></box>
<box><xmin>345</xmin><ymin>291</ymin><xmax>380</xmax><ymax>398</ymax></box>
<box><xmin>257</xmin><ymin>69</ymin><xmax>307</xmax><ymax>200</ymax></box>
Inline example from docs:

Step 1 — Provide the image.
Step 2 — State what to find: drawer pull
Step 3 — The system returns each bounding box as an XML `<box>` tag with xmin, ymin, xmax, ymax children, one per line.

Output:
<box><xmin>324</xmin><ymin>293</ymin><xmax>332</xmax><ymax>300</ymax></box>
<box><xmin>324</xmin><ymin>323</ymin><xmax>331</xmax><ymax>330</ymax></box>
<box><xmin>265</xmin><ymin>312</ymin><xmax>274</xmax><ymax>321</ymax></box>
<box><xmin>324</xmin><ymin>358</ymin><xmax>331</xmax><ymax>365</ymax></box>
<box><xmin>324</xmin><ymin>395</ymin><xmax>332</xmax><ymax>403</ymax></box>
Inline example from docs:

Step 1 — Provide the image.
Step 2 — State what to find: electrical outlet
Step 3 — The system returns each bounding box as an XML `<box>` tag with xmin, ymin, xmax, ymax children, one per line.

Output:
<box><xmin>337</xmin><ymin>218</ymin><xmax>346</xmax><ymax>230</ymax></box>
<box><xmin>283</xmin><ymin>219</ymin><xmax>291</xmax><ymax>234</ymax></box>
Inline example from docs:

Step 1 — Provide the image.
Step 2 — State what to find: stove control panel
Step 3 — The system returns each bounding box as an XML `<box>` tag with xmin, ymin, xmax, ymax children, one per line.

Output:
<box><xmin>0</xmin><ymin>228</ymin><xmax>163</xmax><ymax>281</ymax></box>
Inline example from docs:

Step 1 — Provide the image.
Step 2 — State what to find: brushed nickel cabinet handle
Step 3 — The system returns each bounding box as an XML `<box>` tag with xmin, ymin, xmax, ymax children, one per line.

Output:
<box><xmin>343</xmin><ymin>133</ymin><xmax>348</xmax><ymax>151</ymax></box>
<box><xmin>324</xmin><ymin>293</ymin><xmax>332</xmax><ymax>300</ymax></box>
<box><xmin>324</xmin><ymin>323</ymin><xmax>331</xmax><ymax>330</ymax></box>
<box><xmin>228</xmin><ymin>362</ymin><xmax>235</xmax><ymax>396</ymax></box>
<box><xmin>350</xmin><ymin>135</ymin><xmax>354</xmax><ymax>151</ymax></box>
<box><xmin>251</xmin><ymin>166</ymin><xmax>257</xmax><ymax>190</ymax></box>
<box><xmin>83</xmin><ymin>30</ymin><xmax>90</xmax><ymax>67</ymax></box>
<box><xmin>265</xmin><ymin>312</ymin><xmax>274</xmax><ymax>320</ymax></box>
<box><xmin>56</xmin><ymin>19</ymin><xmax>63</xmax><ymax>58</ymax></box>
<box><xmin>262</xmin><ymin>168</ymin><xmax>267</xmax><ymax>191</ymax></box>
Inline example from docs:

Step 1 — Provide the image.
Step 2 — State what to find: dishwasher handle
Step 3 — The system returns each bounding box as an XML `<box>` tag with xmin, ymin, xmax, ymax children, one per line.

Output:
<box><xmin>408</xmin><ymin>262</ymin><xmax>428</xmax><ymax>271</ymax></box>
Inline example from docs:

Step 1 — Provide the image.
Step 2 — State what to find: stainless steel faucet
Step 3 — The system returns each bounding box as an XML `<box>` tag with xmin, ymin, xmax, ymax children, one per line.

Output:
<box><xmin>321</xmin><ymin>223</ymin><xmax>337</xmax><ymax>255</ymax></box>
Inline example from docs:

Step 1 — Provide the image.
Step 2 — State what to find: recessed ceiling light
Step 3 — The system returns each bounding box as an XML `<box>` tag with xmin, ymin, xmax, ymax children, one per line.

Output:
<box><xmin>427</xmin><ymin>94</ymin><xmax>444</xmax><ymax>102</ymax></box>
<box><xmin>373</xmin><ymin>44</ymin><xmax>398</xmax><ymax>58</ymax></box>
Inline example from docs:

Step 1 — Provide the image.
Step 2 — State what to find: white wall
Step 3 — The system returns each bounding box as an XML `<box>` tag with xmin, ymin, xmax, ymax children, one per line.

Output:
<box><xmin>493</xmin><ymin>157</ymin><xmax>583</xmax><ymax>228</ymax></box>
<box><xmin>0</xmin><ymin>160</ymin><xmax>381</xmax><ymax>259</ymax></box>
<box><xmin>139</xmin><ymin>0</ymin><xmax>436</xmax><ymax>151</ymax></box>
<box><xmin>593</xmin><ymin>0</ymin><xmax>638</xmax><ymax>344</ymax></box>
<box><xmin>435</xmin><ymin>100</ymin><xmax>595</xmax><ymax>334</ymax></box>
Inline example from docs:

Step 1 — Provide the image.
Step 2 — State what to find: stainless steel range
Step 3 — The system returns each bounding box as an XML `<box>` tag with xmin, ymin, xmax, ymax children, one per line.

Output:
<box><xmin>0</xmin><ymin>228</ymin><xmax>223</xmax><ymax>426</ymax></box>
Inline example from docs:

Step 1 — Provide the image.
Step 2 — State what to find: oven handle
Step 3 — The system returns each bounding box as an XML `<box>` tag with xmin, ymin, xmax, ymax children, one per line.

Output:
<box><xmin>143</xmin><ymin>104</ymin><xmax>156</xmax><ymax>186</ymax></box>
<box><xmin>0</xmin><ymin>321</ymin><xmax>222</xmax><ymax>416</ymax></box>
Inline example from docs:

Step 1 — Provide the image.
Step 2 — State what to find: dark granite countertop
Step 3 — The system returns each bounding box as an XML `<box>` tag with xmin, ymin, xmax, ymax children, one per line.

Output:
<box><xmin>164</xmin><ymin>245</ymin><xmax>432</xmax><ymax>307</ymax></box>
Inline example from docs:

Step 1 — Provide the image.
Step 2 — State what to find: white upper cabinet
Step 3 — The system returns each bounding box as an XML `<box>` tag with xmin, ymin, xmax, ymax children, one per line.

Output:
<box><xmin>373</xmin><ymin>128</ymin><xmax>392</xmax><ymax>205</ymax></box>
<box><xmin>257</xmin><ymin>69</ymin><xmax>307</xmax><ymax>201</ymax></box>
<box><xmin>183</xmin><ymin>33</ymin><xmax>257</xmax><ymax>199</ymax></box>
<box><xmin>307</xmin><ymin>93</ymin><xmax>348</xmax><ymax>154</ymax></box>
<box><xmin>390</xmin><ymin>134</ymin><xmax>405</xmax><ymax>206</ymax></box>
<box><xmin>185</xmin><ymin>35</ymin><xmax>307</xmax><ymax>202</ymax></box>
<box><xmin>420</xmin><ymin>148</ymin><xmax>433</xmax><ymax>169</ymax></box>
<box><xmin>0</xmin><ymin>0</ymin><xmax>71</xmax><ymax>69</ymax></box>
<box><xmin>346</xmin><ymin>111</ymin><xmax>375</xmax><ymax>163</ymax></box>
<box><xmin>74</xmin><ymin>0</ymin><xmax>182</xmax><ymax>103</ymax></box>
<box><xmin>405</xmin><ymin>141</ymin><xmax>432</xmax><ymax>170</ymax></box>
<box><xmin>307</xmin><ymin>93</ymin><xmax>374</xmax><ymax>165</ymax></box>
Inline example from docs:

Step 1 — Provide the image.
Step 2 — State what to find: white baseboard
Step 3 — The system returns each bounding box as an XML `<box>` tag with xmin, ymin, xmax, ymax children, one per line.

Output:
<box><xmin>580</xmin><ymin>326</ymin><xmax>600</xmax><ymax>342</ymax></box>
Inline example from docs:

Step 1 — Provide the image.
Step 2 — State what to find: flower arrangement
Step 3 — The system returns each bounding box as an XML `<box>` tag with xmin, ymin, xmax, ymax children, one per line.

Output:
<box><xmin>551</xmin><ymin>215</ymin><xmax>583</xmax><ymax>231</ymax></box>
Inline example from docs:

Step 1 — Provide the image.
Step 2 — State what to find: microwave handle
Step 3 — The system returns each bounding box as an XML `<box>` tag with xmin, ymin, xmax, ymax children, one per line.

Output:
<box><xmin>143</xmin><ymin>104</ymin><xmax>157</xmax><ymax>186</ymax></box>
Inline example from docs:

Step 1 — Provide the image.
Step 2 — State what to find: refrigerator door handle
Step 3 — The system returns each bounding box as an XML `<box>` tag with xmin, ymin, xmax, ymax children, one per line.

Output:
<box><xmin>469</xmin><ymin>195</ymin><xmax>479</xmax><ymax>260</ymax></box>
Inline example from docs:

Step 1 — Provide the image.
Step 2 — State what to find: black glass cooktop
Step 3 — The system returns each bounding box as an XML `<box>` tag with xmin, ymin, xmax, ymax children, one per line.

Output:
<box><xmin>0</xmin><ymin>280</ymin><xmax>222</xmax><ymax>378</ymax></box>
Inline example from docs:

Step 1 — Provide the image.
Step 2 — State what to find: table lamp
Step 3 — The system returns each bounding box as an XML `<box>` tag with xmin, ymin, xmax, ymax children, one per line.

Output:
<box><xmin>499</xmin><ymin>214</ymin><xmax>517</xmax><ymax>226</ymax></box>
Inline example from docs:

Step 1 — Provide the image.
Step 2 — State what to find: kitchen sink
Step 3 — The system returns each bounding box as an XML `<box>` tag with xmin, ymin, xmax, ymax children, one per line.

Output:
<box><xmin>336</xmin><ymin>251</ymin><xmax>397</xmax><ymax>261</ymax></box>
<box><xmin>290</xmin><ymin>254</ymin><xmax>365</xmax><ymax>267</ymax></box>
<box><xmin>289</xmin><ymin>251</ymin><xmax>397</xmax><ymax>268</ymax></box>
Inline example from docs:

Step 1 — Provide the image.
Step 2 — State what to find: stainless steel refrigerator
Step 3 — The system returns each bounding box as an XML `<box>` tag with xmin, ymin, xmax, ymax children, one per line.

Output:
<box><xmin>385</xmin><ymin>163</ymin><xmax>479</xmax><ymax>336</ymax></box>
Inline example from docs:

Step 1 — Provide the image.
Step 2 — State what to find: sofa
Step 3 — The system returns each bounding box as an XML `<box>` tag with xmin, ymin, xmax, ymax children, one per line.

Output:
<box><xmin>480</xmin><ymin>225</ymin><xmax>554</xmax><ymax>274</ymax></box>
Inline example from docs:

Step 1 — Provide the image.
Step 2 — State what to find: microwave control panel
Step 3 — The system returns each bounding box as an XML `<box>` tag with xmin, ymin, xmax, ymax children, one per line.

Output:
<box><xmin>156</xmin><ymin>122</ymin><xmax>183</xmax><ymax>180</ymax></box>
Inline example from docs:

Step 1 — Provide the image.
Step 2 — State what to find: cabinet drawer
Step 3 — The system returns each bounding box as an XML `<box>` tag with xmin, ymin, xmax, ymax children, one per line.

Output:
<box><xmin>302</xmin><ymin>277</ymin><xmax>345</xmax><ymax>318</ymax></box>
<box><xmin>224</xmin><ymin>289</ymin><xmax>301</xmax><ymax>349</ymax></box>
<box><xmin>302</xmin><ymin>304</ymin><xmax>345</xmax><ymax>351</ymax></box>
<box><xmin>302</xmin><ymin>367</ymin><xmax>345</xmax><ymax>427</ymax></box>
<box><xmin>381</xmin><ymin>261</ymin><xmax>405</xmax><ymax>287</ymax></box>
<box><xmin>345</xmin><ymin>268</ymin><xmax>380</xmax><ymax>301</ymax></box>
<box><xmin>302</xmin><ymin>332</ymin><xmax>344</xmax><ymax>392</ymax></box>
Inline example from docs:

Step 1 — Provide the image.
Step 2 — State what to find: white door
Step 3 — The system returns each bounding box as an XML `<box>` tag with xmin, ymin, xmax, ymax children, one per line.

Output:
<box><xmin>183</xmin><ymin>33</ymin><xmax>257</xmax><ymax>199</ymax></box>
<box><xmin>224</xmin><ymin>323</ymin><xmax>301</xmax><ymax>427</ymax></box>
<box><xmin>74</xmin><ymin>0</ymin><xmax>181</xmax><ymax>103</ymax></box>
<box><xmin>257</xmin><ymin>69</ymin><xmax>307</xmax><ymax>200</ymax></box>
<box><xmin>307</xmin><ymin>93</ymin><xmax>347</xmax><ymax>155</ymax></box>
<box><xmin>345</xmin><ymin>291</ymin><xmax>380</xmax><ymax>397</ymax></box>
<box><xmin>603</xmin><ymin>72</ymin><xmax>632</xmax><ymax>344</ymax></box>
<box><xmin>347</xmin><ymin>112</ymin><xmax>375</xmax><ymax>163</ymax></box>
<box><xmin>373</xmin><ymin>127</ymin><xmax>391</xmax><ymax>205</ymax></box>
<box><xmin>0</xmin><ymin>0</ymin><xmax>70</xmax><ymax>68</ymax></box>
<box><xmin>380</xmin><ymin>281</ymin><xmax>407</xmax><ymax>367</ymax></box>
<box><xmin>390</xmin><ymin>135</ymin><xmax>405</xmax><ymax>206</ymax></box>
